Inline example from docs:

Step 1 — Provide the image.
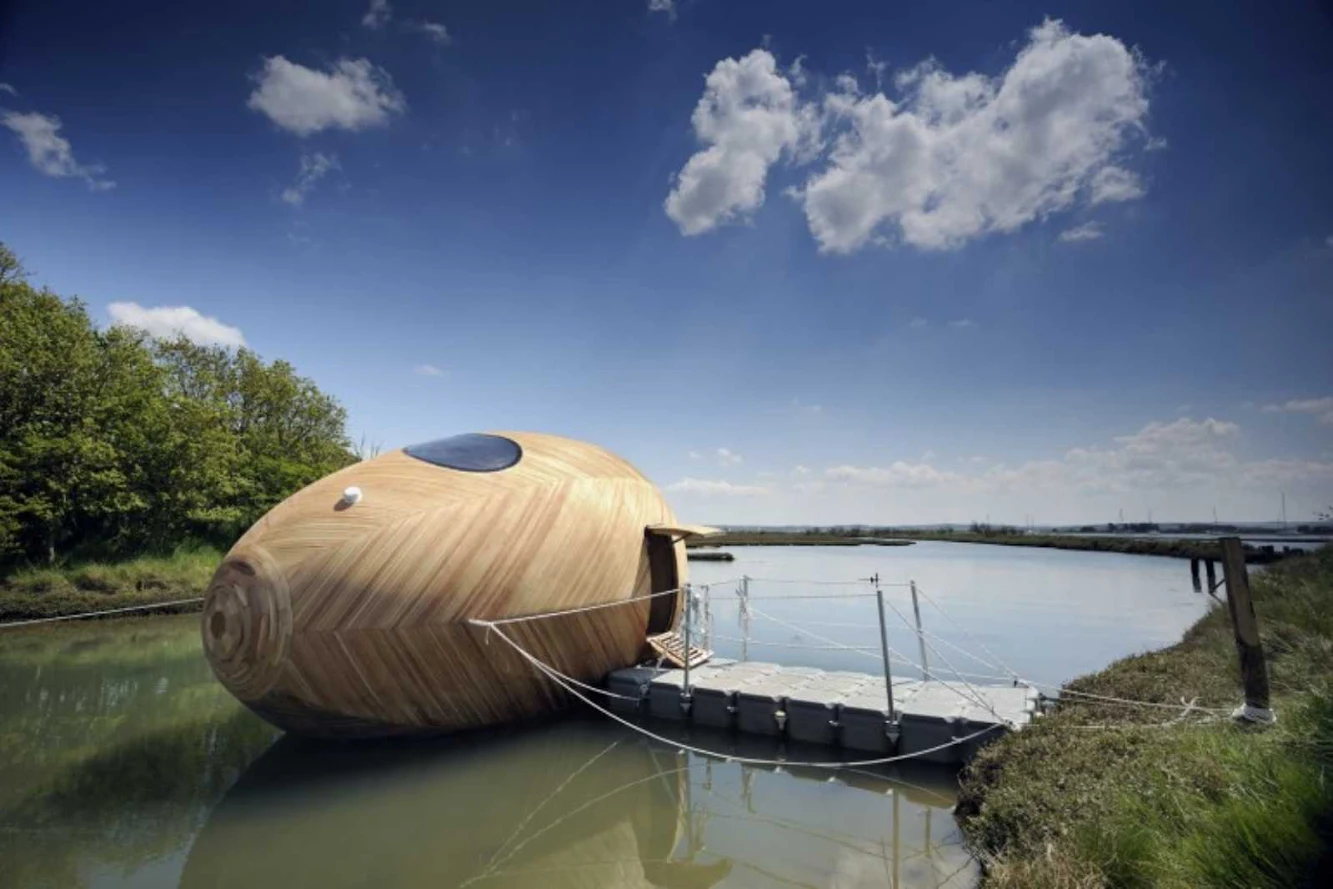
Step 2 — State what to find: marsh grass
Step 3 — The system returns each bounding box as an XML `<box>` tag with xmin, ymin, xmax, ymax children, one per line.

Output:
<box><xmin>960</xmin><ymin>547</ymin><xmax>1333</xmax><ymax>887</ymax></box>
<box><xmin>0</xmin><ymin>545</ymin><xmax>220</xmax><ymax>621</ymax></box>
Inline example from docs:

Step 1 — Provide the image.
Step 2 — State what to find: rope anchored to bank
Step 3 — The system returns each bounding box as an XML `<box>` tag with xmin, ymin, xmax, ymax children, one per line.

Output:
<box><xmin>0</xmin><ymin>597</ymin><xmax>205</xmax><ymax>630</ymax></box>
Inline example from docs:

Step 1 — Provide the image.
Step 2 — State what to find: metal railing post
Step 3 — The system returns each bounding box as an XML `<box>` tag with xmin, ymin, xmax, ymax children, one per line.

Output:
<box><xmin>874</xmin><ymin>579</ymin><xmax>897</xmax><ymax>722</ymax></box>
<box><xmin>910</xmin><ymin>580</ymin><xmax>930</xmax><ymax>680</ymax></box>
<box><xmin>682</xmin><ymin>583</ymin><xmax>693</xmax><ymax>711</ymax></box>
<box><xmin>740</xmin><ymin>575</ymin><xmax>750</xmax><ymax>662</ymax></box>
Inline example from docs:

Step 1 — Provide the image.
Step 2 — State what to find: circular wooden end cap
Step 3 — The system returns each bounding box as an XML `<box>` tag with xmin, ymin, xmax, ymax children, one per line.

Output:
<box><xmin>201</xmin><ymin>547</ymin><xmax>292</xmax><ymax>701</ymax></box>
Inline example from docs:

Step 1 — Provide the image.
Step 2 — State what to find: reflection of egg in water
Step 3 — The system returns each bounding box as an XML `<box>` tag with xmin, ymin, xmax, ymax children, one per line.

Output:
<box><xmin>201</xmin><ymin>432</ymin><xmax>707</xmax><ymax>738</ymax></box>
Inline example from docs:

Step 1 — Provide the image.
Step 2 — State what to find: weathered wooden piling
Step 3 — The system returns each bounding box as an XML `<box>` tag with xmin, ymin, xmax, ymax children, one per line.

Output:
<box><xmin>1219</xmin><ymin>537</ymin><xmax>1274</xmax><ymax>724</ymax></box>
<box><xmin>1190</xmin><ymin>557</ymin><xmax>1201</xmax><ymax>592</ymax></box>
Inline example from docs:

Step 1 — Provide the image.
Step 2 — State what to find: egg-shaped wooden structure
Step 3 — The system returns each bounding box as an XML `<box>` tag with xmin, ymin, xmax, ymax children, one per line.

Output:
<box><xmin>201</xmin><ymin>431</ymin><xmax>705</xmax><ymax>738</ymax></box>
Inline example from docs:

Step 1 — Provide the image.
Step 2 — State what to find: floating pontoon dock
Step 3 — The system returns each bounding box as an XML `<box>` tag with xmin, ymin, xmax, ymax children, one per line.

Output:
<box><xmin>606</xmin><ymin>659</ymin><xmax>1038</xmax><ymax>766</ymax></box>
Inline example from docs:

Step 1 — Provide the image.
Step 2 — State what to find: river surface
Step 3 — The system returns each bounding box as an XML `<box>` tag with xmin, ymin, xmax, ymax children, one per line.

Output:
<box><xmin>0</xmin><ymin>542</ymin><xmax>1214</xmax><ymax>888</ymax></box>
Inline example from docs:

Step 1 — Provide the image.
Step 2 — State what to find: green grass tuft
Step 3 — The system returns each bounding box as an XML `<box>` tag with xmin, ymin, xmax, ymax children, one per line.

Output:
<box><xmin>0</xmin><ymin>545</ymin><xmax>222</xmax><ymax>621</ymax></box>
<box><xmin>960</xmin><ymin>547</ymin><xmax>1333</xmax><ymax>888</ymax></box>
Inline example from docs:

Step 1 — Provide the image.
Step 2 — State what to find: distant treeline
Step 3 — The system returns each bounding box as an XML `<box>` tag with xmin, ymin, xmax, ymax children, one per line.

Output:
<box><xmin>0</xmin><ymin>243</ymin><xmax>356</xmax><ymax>567</ymax></box>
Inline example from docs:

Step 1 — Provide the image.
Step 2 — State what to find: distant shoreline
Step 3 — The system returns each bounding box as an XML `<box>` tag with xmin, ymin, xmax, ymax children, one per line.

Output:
<box><xmin>686</xmin><ymin>530</ymin><xmax>1316</xmax><ymax>563</ymax></box>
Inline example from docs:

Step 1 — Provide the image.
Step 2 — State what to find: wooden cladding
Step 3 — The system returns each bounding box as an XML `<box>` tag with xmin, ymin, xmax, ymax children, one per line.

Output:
<box><xmin>202</xmin><ymin>431</ymin><xmax>689</xmax><ymax>738</ymax></box>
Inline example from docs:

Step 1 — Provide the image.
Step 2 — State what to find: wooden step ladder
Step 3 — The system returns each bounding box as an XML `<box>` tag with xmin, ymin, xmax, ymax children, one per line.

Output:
<box><xmin>646</xmin><ymin>630</ymin><xmax>712</xmax><ymax>669</ymax></box>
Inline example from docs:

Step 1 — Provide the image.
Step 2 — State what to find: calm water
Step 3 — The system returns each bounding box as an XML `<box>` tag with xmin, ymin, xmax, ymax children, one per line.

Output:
<box><xmin>0</xmin><ymin>542</ymin><xmax>1213</xmax><ymax>888</ymax></box>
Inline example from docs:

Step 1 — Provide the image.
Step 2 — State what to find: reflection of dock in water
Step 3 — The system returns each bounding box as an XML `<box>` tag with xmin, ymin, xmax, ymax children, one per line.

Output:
<box><xmin>180</xmin><ymin>718</ymin><xmax>975</xmax><ymax>888</ymax></box>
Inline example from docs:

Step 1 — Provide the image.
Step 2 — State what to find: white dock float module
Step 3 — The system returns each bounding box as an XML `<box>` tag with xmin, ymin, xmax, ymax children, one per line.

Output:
<box><xmin>603</xmin><ymin>661</ymin><xmax>1037</xmax><ymax>765</ymax></box>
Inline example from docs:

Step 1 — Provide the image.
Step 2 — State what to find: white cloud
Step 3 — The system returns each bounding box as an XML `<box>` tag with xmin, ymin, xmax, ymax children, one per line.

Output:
<box><xmin>688</xmin><ymin>450</ymin><xmax>703</xmax><ymax>460</ymax></box>
<box><xmin>947</xmin><ymin>317</ymin><xmax>975</xmax><ymax>328</ymax></box>
<box><xmin>1059</xmin><ymin>221</ymin><xmax>1104</xmax><ymax>242</ymax></box>
<box><xmin>1262</xmin><ymin>397</ymin><xmax>1333</xmax><ymax>425</ymax></box>
<box><xmin>664</xmin><ymin>49</ymin><xmax>815</xmax><ymax>235</ymax></box>
<box><xmin>280</xmin><ymin>151</ymin><xmax>339</xmax><ymax>206</ymax></box>
<box><xmin>412</xmin><ymin>21</ymin><xmax>451</xmax><ymax>45</ymax></box>
<box><xmin>908</xmin><ymin>316</ymin><xmax>928</xmax><ymax>328</ymax></box>
<box><xmin>715</xmin><ymin>447</ymin><xmax>744</xmax><ymax>467</ymax></box>
<box><xmin>413</xmin><ymin>363</ymin><xmax>445</xmax><ymax>377</ymax></box>
<box><xmin>0</xmin><ymin>83</ymin><xmax>17</xmax><ymax>96</ymax></box>
<box><xmin>1089</xmin><ymin>165</ymin><xmax>1145</xmax><ymax>204</ymax></box>
<box><xmin>648</xmin><ymin>0</ymin><xmax>675</xmax><ymax>17</ymax></box>
<box><xmin>666</xmin><ymin>477</ymin><xmax>770</xmax><ymax>496</ymax></box>
<box><xmin>802</xmin><ymin>20</ymin><xmax>1152</xmax><ymax>252</ymax></box>
<box><xmin>818</xmin><ymin>417</ymin><xmax>1333</xmax><ymax>501</ymax></box>
<box><xmin>826</xmin><ymin>462</ymin><xmax>966</xmax><ymax>489</ymax></box>
<box><xmin>247</xmin><ymin>56</ymin><xmax>405</xmax><ymax>137</ymax></box>
<box><xmin>2</xmin><ymin>111</ymin><xmax>115</xmax><ymax>191</ymax></box>
<box><xmin>107</xmin><ymin>303</ymin><xmax>245</xmax><ymax>348</ymax></box>
<box><xmin>362</xmin><ymin>0</ymin><xmax>391</xmax><ymax>29</ymax></box>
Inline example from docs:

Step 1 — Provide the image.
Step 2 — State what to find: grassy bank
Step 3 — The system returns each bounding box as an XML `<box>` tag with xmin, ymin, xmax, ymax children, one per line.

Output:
<box><xmin>958</xmin><ymin>547</ymin><xmax>1333</xmax><ymax>887</ymax></box>
<box><xmin>0</xmin><ymin>547</ymin><xmax>219</xmax><ymax>622</ymax></box>
<box><xmin>896</xmin><ymin>530</ymin><xmax>1293</xmax><ymax>563</ymax></box>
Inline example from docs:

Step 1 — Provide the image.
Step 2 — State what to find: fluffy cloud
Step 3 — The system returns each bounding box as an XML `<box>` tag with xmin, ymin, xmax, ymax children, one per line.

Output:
<box><xmin>107</xmin><ymin>303</ymin><xmax>245</xmax><ymax>348</ymax></box>
<box><xmin>802</xmin><ymin>20</ymin><xmax>1152</xmax><ymax>252</ymax></box>
<box><xmin>0</xmin><ymin>83</ymin><xmax>17</xmax><ymax>96</ymax></box>
<box><xmin>413</xmin><ymin>363</ymin><xmax>445</xmax><ymax>377</ymax></box>
<box><xmin>2</xmin><ymin>111</ymin><xmax>114</xmax><ymax>191</ymax></box>
<box><xmin>666</xmin><ymin>19</ymin><xmax>1155</xmax><ymax>253</ymax></box>
<box><xmin>247</xmin><ymin>56</ymin><xmax>405</xmax><ymax>137</ymax></box>
<box><xmin>826</xmin><ymin>461</ymin><xmax>966</xmax><ymax>489</ymax></box>
<box><xmin>666</xmin><ymin>477</ymin><xmax>770</xmax><ymax>496</ymax></box>
<box><xmin>280</xmin><ymin>151</ymin><xmax>339</xmax><ymax>206</ymax></box>
<box><xmin>715</xmin><ymin>447</ymin><xmax>744</xmax><ymax>466</ymax></box>
<box><xmin>1088</xmin><ymin>165</ymin><xmax>1145</xmax><ymax>204</ymax></box>
<box><xmin>664</xmin><ymin>49</ymin><xmax>815</xmax><ymax>235</ymax></box>
<box><xmin>1059</xmin><ymin>221</ymin><xmax>1104</xmax><ymax>242</ymax></box>
<box><xmin>1262</xmin><ymin>397</ymin><xmax>1333</xmax><ymax>425</ymax></box>
<box><xmin>412</xmin><ymin>21</ymin><xmax>451</xmax><ymax>45</ymax></box>
<box><xmin>362</xmin><ymin>0</ymin><xmax>391</xmax><ymax>29</ymax></box>
<box><xmin>648</xmin><ymin>0</ymin><xmax>675</xmax><ymax>16</ymax></box>
<box><xmin>819</xmin><ymin>417</ymin><xmax>1333</xmax><ymax>500</ymax></box>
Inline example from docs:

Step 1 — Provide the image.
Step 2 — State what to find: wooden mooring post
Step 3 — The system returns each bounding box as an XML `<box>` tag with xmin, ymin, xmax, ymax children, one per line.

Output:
<box><xmin>1190</xmin><ymin>557</ymin><xmax>1201</xmax><ymax>592</ymax></box>
<box><xmin>1219</xmin><ymin>537</ymin><xmax>1275</xmax><ymax>725</ymax></box>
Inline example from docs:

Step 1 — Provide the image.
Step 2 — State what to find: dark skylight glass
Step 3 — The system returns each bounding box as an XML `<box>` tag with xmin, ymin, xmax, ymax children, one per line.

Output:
<box><xmin>404</xmin><ymin>434</ymin><xmax>522</xmax><ymax>472</ymax></box>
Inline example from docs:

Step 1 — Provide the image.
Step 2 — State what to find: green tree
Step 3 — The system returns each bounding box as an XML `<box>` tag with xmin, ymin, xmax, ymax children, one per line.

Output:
<box><xmin>0</xmin><ymin>242</ymin><xmax>355</xmax><ymax>566</ymax></box>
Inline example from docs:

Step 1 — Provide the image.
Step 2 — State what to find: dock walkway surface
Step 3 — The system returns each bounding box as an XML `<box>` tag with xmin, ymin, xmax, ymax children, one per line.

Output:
<box><xmin>606</xmin><ymin>659</ymin><xmax>1038</xmax><ymax>766</ymax></box>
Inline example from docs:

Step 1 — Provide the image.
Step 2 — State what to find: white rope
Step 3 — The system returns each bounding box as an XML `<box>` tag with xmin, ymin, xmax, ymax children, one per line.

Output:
<box><xmin>469</xmin><ymin>618</ymin><xmax>1005</xmax><ymax>768</ymax></box>
<box><xmin>709</xmin><ymin>634</ymin><xmax>908</xmax><ymax>658</ymax></box>
<box><xmin>473</xmin><ymin>622</ymin><xmax>644</xmax><ymax>702</ymax></box>
<box><xmin>478</xmin><ymin>587</ymin><xmax>682</xmax><ymax>626</ymax></box>
<box><xmin>459</xmin><ymin>765</ymin><xmax>692</xmax><ymax>887</ymax></box>
<box><xmin>911</xmin><ymin>583</ymin><xmax>1025</xmax><ymax>683</ymax></box>
<box><xmin>1047</xmin><ymin>686</ymin><xmax>1230</xmax><ymax>714</ymax></box>
<box><xmin>710</xmin><ymin>593</ymin><xmax>881</xmax><ymax>602</ymax></box>
<box><xmin>745</xmin><ymin>576</ymin><xmax>909</xmax><ymax>587</ymax></box>
<box><xmin>905</xmin><ymin>585</ymin><xmax>1230</xmax><ymax>715</ymax></box>
<box><xmin>480</xmin><ymin>738</ymin><xmax>623</xmax><ymax>876</ymax></box>
<box><xmin>0</xmin><ymin>597</ymin><xmax>204</xmax><ymax>629</ymax></box>
<box><xmin>874</xmin><ymin>592</ymin><xmax>1013</xmax><ymax>725</ymax></box>
<box><xmin>753</xmin><ymin>604</ymin><xmax>1011</xmax><ymax>724</ymax></box>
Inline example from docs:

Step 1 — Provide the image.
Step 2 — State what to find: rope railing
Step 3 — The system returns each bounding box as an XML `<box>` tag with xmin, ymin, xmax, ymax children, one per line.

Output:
<box><xmin>469</xmin><ymin>617</ymin><xmax>1004</xmax><ymax>769</ymax></box>
<box><xmin>0</xmin><ymin>598</ymin><xmax>205</xmax><ymax>630</ymax></box>
<box><xmin>749</xmin><ymin>605</ymin><xmax>1012</xmax><ymax>724</ymax></box>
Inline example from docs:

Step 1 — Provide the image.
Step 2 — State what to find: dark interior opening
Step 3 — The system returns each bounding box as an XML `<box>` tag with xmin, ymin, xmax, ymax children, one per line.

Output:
<box><xmin>644</xmin><ymin>531</ymin><xmax>680</xmax><ymax>635</ymax></box>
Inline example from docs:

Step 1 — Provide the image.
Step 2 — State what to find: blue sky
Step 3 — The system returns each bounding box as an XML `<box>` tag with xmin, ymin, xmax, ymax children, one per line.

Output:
<box><xmin>3</xmin><ymin>0</ymin><xmax>1331</xmax><ymax>525</ymax></box>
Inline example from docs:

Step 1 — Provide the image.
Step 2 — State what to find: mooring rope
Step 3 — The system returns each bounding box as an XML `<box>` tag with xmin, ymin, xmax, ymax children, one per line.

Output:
<box><xmin>0</xmin><ymin>597</ymin><xmax>205</xmax><ymax>630</ymax></box>
<box><xmin>873</xmin><ymin>593</ymin><xmax>1013</xmax><ymax>725</ymax></box>
<box><xmin>748</xmin><ymin>605</ymin><xmax>1013</xmax><ymax>726</ymax></box>
<box><xmin>469</xmin><ymin>617</ymin><xmax>1005</xmax><ymax>769</ymax></box>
